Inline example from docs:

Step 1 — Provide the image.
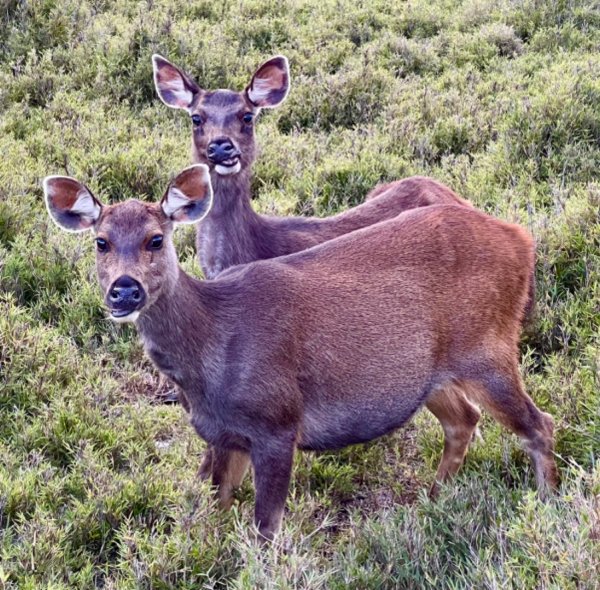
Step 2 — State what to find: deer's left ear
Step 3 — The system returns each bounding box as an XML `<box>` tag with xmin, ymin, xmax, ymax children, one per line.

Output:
<box><xmin>245</xmin><ymin>55</ymin><xmax>290</xmax><ymax>108</ymax></box>
<box><xmin>44</xmin><ymin>176</ymin><xmax>103</xmax><ymax>232</ymax></box>
<box><xmin>161</xmin><ymin>164</ymin><xmax>213</xmax><ymax>224</ymax></box>
<box><xmin>152</xmin><ymin>54</ymin><xmax>201</xmax><ymax>112</ymax></box>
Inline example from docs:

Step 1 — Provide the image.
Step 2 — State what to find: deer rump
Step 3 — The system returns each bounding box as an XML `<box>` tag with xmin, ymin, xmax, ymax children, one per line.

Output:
<box><xmin>196</xmin><ymin>204</ymin><xmax>532</xmax><ymax>452</ymax></box>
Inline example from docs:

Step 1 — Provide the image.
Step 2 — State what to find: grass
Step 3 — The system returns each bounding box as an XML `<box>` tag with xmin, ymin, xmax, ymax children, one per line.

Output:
<box><xmin>1</xmin><ymin>0</ymin><xmax>599</xmax><ymax>587</ymax></box>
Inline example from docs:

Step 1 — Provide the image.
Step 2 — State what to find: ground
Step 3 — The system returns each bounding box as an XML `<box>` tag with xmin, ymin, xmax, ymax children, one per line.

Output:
<box><xmin>0</xmin><ymin>0</ymin><xmax>599</xmax><ymax>588</ymax></box>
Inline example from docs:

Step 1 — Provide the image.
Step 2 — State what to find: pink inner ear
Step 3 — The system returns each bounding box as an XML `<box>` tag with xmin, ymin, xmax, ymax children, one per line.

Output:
<box><xmin>171</xmin><ymin>166</ymin><xmax>211</xmax><ymax>202</ymax></box>
<box><xmin>48</xmin><ymin>179</ymin><xmax>85</xmax><ymax>209</ymax></box>
<box><xmin>45</xmin><ymin>177</ymin><xmax>102</xmax><ymax>231</ymax></box>
<box><xmin>248</xmin><ymin>64</ymin><xmax>288</xmax><ymax>107</ymax></box>
<box><xmin>255</xmin><ymin>65</ymin><xmax>284</xmax><ymax>90</ymax></box>
<box><xmin>158</xmin><ymin>67</ymin><xmax>182</xmax><ymax>87</ymax></box>
<box><xmin>162</xmin><ymin>166</ymin><xmax>212</xmax><ymax>224</ymax></box>
<box><xmin>156</xmin><ymin>66</ymin><xmax>195</xmax><ymax>108</ymax></box>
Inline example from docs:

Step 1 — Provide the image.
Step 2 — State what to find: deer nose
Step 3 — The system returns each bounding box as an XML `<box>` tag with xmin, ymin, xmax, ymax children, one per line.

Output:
<box><xmin>107</xmin><ymin>275</ymin><xmax>146</xmax><ymax>315</ymax></box>
<box><xmin>207</xmin><ymin>138</ymin><xmax>239</xmax><ymax>164</ymax></box>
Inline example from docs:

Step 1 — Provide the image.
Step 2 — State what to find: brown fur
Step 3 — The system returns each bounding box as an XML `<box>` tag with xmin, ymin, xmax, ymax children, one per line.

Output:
<box><xmin>151</xmin><ymin>55</ymin><xmax>471</xmax><ymax>279</ymax></box>
<box><xmin>153</xmin><ymin>56</ymin><xmax>536</xmax><ymax>496</ymax></box>
<box><xmin>45</xmin><ymin>170</ymin><xmax>558</xmax><ymax>540</ymax></box>
<box><xmin>152</xmin><ymin>56</ymin><xmax>535</xmax><ymax>319</ymax></box>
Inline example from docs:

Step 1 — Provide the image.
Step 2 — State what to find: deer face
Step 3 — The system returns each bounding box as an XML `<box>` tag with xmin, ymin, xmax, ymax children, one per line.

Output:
<box><xmin>44</xmin><ymin>165</ymin><xmax>213</xmax><ymax>323</ymax></box>
<box><xmin>153</xmin><ymin>55</ymin><xmax>290</xmax><ymax>178</ymax></box>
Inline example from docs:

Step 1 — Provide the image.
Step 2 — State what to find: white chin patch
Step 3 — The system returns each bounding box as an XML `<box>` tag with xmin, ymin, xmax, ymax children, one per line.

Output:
<box><xmin>110</xmin><ymin>310</ymin><xmax>140</xmax><ymax>324</ymax></box>
<box><xmin>215</xmin><ymin>161</ymin><xmax>241</xmax><ymax>176</ymax></box>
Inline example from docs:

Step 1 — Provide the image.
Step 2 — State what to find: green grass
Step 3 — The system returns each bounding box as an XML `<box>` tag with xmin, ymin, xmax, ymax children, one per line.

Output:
<box><xmin>1</xmin><ymin>0</ymin><xmax>599</xmax><ymax>587</ymax></box>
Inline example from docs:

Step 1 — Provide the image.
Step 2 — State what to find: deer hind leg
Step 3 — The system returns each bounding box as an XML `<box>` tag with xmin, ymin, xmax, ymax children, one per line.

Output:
<box><xmin>210</xmin><ymin>447</ymin><xmax>251</xmax><ymax>510</ymax></box>
<box><xmin>465</xmin><ymin>361</ymin><xmax>558</xmax><ymax>497</ymax></box>
<box><xmin>426</xmin><ymin>383</ymin><xmax>481</xmax><ymax>497</ymax></box>
<box><xmin>198</xmin><ymin>446</ymin><xmax>215</xmax><ymax>481</ymax></box>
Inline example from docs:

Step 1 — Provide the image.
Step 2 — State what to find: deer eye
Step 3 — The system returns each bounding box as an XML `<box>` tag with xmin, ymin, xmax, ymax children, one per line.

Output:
<box><xmin>149</xmin><ymin>235</ymin><xmax>163</xmax><ymax>250</ymax></box>
<box><xmin>243</xmin><ymin>112</ymin><xmax>253</xmax><ymax>124</ymax></box>
<box><xmin>96</xmin><ymin>237</ymin><xmax>108</xmax><ymax>252</ymax></box>
<box><xmin>191</xmin><ymin>114</ymin><xmax>203</xmax><ymax>126</ymax></box>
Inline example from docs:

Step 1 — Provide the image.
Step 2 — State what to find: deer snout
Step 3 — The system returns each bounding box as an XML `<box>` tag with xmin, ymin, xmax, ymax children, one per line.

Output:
<box><xmin>207</xmin><ymin>138</ymin><xmax>241</xmax><ymax>165</ymax></box>
<box><xmin>106</xmin><ymin>275</ymin><xmax>146</xmax><ymax>321</ymax></box>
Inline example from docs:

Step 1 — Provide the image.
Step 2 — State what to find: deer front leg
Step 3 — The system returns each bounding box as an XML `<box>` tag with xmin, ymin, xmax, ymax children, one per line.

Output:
<box><xmin>251</xmin><ymin>436</ymin><xmax>295</xmax><ymax>542</ymax></box>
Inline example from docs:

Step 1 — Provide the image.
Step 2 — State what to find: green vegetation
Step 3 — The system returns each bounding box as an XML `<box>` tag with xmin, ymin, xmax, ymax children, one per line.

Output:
<box><xmin>1</xmin><ymin>0</ymin><xmax>599</xmax><ymax>587</ymax></box>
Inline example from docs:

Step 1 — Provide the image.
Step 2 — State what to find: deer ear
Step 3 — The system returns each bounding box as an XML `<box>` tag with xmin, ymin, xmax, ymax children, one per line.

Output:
<box><xmin>152</xmin><ymin>54</ymin><xmax>201</xmax><ymax>111</ymax></box>
<box><xmin>161</xmin><ymin>164</ymin><xmax>213</xmax><ymax>224</ymax></box>
<box><xmin>44</xmin><ymin>176</ymin><xmax>103</xmax><ymax>232</ymax></box>
<box><xmin>245</xmin><ymin>55</ymin><xmax>290</xmax><ymax>108</ymax></box>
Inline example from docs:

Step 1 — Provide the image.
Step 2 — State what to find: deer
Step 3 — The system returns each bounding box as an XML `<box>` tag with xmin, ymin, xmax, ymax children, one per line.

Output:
<box><xmin>44</xmin><ymin>164</ymin><xmax>558</xmax><ymax>541</ymax></box>
<box><xmin>151</xmin><ymin>54</ymin><xmax>473</xmax><ymax>280</ymax></box>
<box><xmin>152</xmin><ymin>54</ymin><xmax>491</xmax><ymax>479</ymax></box>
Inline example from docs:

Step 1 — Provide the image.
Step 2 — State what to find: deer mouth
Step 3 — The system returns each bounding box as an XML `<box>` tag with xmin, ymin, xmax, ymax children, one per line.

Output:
<box><xmin>214</xmin><ymin>157</ymin><xmax>241</xmax><ymax>176</ymax></box>
<box><xmin>109</xmin><ymin>309</ymin><xmax>140</xmax><ymax>323</ymax></box>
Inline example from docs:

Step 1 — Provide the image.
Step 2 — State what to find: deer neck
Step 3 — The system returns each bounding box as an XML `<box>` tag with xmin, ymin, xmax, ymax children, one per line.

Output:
<box><xmin>197</xmin><ymin>169</ymin><xmax>267</xmax><ymax>277</ymax></box>
<box><xmin>208</xmin><ymin>170</ymin><xmax>256</xmax><ymax>217</ymax></box>
<box><xmin>136</xmin><ymin>269</ymin><xmax>218</xmax><ymax>386</ymax></box>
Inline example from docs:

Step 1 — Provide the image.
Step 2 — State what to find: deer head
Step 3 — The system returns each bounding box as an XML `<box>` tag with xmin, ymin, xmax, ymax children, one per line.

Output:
<box><xmin>152</xmin><ymin>55</ymin><xmax>290</xmax><ymax>177</ymax></box>
<box><xmin>44</xmin><ymin>165</ymin><xmax>213</xmax><ymax>322</ymax></box>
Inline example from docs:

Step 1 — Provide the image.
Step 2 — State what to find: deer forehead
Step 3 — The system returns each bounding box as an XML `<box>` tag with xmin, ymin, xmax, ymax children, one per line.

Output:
<box><xmin>97</xmin><ymin>200</ymin><xmax>167</xmax><ymax>242</ymax></box>
<box><xmin>201</xmin><ymin>90</ymin><xmax>246</xmax><ymax>108</ymax></box>
<box><xmin>194</xmin><ymin>91</ymin><xmax>252</xmax><ymax>124</ymax></box>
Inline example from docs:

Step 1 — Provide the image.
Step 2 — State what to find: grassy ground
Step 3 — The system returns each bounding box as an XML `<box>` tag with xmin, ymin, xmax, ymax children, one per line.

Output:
<box><xmin>1</xmin><ymin>0</ymin><xmax>599</xmax><ymax>587</ymax></box>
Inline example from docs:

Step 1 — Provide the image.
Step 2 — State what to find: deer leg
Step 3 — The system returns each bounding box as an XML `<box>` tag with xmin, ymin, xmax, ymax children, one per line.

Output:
<box><xmin>210</xmin><ymin>447</ymin><xmax>251</xmax><ymax>510</ymax></box>
<box><xmin>466</xmin><ymin>363</ymin><xmax>558</xmax><ymax>497</ymax></box>
<box><xmin>176</xmin><ymin>386</ymin><xmax>191</xmax><ymax>412</ymax></box>
<box><xmin>198</xmin><ymin>446</ymin><xmax>215</xmax><ymax>481</ymax></box>
<box><xmin>251</xmin><ymin>438</ymin><xmax>295</xmax><ymax>542</ymax></box>
<box><xmin>426</xmin><ymin>383</ymin><xmax>481</xmax><ymax>497</ymax></box>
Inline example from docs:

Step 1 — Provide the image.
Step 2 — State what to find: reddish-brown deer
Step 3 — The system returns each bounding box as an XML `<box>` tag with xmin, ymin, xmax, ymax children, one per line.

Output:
<box><xmin>152</xmin><ymin>54</ymin><xmax>485</xmax><ymax>479</ymax></box>
<box><xmin>44</xmin><ymin>165</ymin><xmax>558</xmax><ymax>540</ymax></box>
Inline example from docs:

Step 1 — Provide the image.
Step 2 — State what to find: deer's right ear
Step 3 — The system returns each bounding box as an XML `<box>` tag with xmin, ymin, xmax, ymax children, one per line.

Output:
<box><xmin>161</xmin><ymin>164</ymin><xmax>213</xmax><ymax>224</ymax></box>
<box><xmin>245</xmin><ymin>55</ymin><xmax>290</xmax><ymax>108</ymax></box>
<box><xmin>44</xmin><ymin>176</ymin><xmax>103</xmax><ymax>232</ymax></box>
<box><xmin>152</xmin><ymin>54</ymin><xmax>201</xmax><ymax>111</ymax></box>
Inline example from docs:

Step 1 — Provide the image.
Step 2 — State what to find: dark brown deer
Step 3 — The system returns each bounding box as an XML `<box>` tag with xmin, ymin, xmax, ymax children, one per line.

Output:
<box><xmin>151</xmin><ymin>54</ymin><xmax>472</xmax><ymax>280</ymax></box>
<box><xmin>152</xmin><ymin>54</ymin><xmax>484</xmax><ymax>478</ymax></box>
<box><xmin>152</xmin><ymin>54</ymin><xmax>536</xmax><ymax>327</ymax></box>
<box><xmin>44</xmin><ymin>165</ymin><xmax>558</xmax><ymax>540</ymax></box>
